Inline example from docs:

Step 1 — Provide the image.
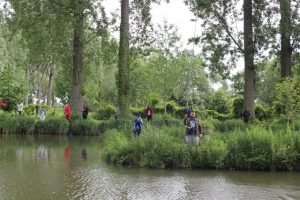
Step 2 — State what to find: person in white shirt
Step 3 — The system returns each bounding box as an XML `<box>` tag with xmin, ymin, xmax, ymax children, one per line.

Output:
<box><xmin>17</xmin><ymin>102</ymin><xmax>24</xmax><ymax>116</ymax></box>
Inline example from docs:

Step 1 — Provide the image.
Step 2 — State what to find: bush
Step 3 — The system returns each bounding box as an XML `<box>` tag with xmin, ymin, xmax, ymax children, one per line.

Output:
<box><xmin>94</xmin><ymin>104</ymin><xmax>116</xmax><ymax>120</ymax></box>
<box><xmin>130</xmin><ymin>107</ymin><xmax>145</xmax><ymax>117</ymax></box>
<box><xmin>255</xmin><ymin>104</ymin><xmax>271</xmax><ymax>121</ymax></box>
<box><xmin>232</xmin><ymin>96</ymin><xmax>244</xmax><ymax>119</ymax></box>
<box><xmin>206</xmin><ymin>110</ymin><xmax>231</xmax><ymax>121</ymax></box>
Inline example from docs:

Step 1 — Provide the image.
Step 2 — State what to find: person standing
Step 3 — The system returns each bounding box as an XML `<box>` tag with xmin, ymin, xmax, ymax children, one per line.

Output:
<box><xmin>39</xmin><ymin>107</ymin><xmax>46</xmax><ymax>121</ymax></box>
<box><xmin>65</xmin><ymin>104</ymin><xmax>72</xmax><ymax>123</ymax></box>
<box><xmin>183</xmin><ymin>112</ymin><xmax>203</xmax><ymax>146</ymax></box>
<box><xmin>133</xmin><ymin>113</ymin><xmax>144</xmax><ymax>137</ymax></box>
<box><xmin>17</xmin><ymin>101</ymin><xmax>24</xmax><ymax>116</ymax></box>
<box><xmin>82</xmin><ymin>105</ymin><xmax>88</xmax><ymax>119</ymax></box>
<box><xmin>145</xmin><ymin>105</ymin><xmax>153</xmax><ymax>122</ymax></box>
<box><xmin>242</xmin><ymin>110</ymin><xmax>251</xmax><ymax>123</ymax></box>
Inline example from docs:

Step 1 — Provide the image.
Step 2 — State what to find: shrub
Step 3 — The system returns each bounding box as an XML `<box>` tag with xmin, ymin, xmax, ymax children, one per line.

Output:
<box><xmin>94</xmin><ymin>104</ymin><xmax>116</xmax><ymax>120</ymax></box>
<box><xmin>232</xmin><ymin>96</ymin><xmax>244</xmax><ymax>119</ymax></box>
<box><xmin>206</xmin><ymin>110</ymin><xmax>231</xmax><ymax>121</ymax></box>
<box><xmin>255</xmin><ymin>104</ymin><xmax>271</xmax><ymax>121</ymax></box>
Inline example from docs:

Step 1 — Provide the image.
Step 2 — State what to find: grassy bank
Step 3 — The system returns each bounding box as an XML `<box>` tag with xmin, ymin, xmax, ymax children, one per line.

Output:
<box><xmin>103</xmin><ymin>126</ymin><xmax>300</xmax><ymax>171</ymax></box>
<box><xmin>0</xmin><ymin>114</ymin><xmax>121</xmax><ymax>136</ymax></box>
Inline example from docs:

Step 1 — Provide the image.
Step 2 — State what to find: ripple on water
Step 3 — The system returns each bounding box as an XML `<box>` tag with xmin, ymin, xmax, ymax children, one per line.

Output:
<box><xmin>58</xmin><ymin>167</ymin><xmax>300</xmax><ymax>200</ymax></box>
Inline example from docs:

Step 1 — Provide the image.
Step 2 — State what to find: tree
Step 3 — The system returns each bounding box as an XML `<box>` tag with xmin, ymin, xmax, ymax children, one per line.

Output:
<box><xmin>185</xmin><ymin>0</ymin><xmax>268</xmax><ymax>120</ymax></box>
<box><xmin>280</xmin><ymin>0</ymin><xmax>292</xmax><ymax>78</ymax></box>
<box><xmin>71</xmin><ymin>0</ymin><xmax>85</xmax><ymax>113</ymax></box>
<box><xmin>243</xmin><ymin>0</ymin><xmax>256</xmax><ymax>119</ymax></box>
<box><xmin>153</xmin><ymin>19</ymin><xmax>180</xmax><ymax>113</ymax></box>
<box><xmin>117</xmin><ymin>0</ymin><xmax>130</xmax><ymax>118</ymax></box>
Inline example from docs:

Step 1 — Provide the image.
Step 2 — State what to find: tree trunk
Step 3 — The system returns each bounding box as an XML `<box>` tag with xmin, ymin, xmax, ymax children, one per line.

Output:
<box><xmin>117</xmin><ymin>0</ymin><xmax>130</xmax><ymax>118</ymax></box>
<box><xmin>243</xmin><ymin>0</ymin><xmax>256</xmax><ymax>120</ymax></box>
<box><xmin>47</xmin><ymin>66</ymin><xmax>53</xmax><ymax>106</ymax></box>
<box><xmin>71</xmin><ymin>0</ymin><xmax>84</xmax><ymax>113</ymax></box>
<box><xmin>280</xmin><ymin>0</ymin><xmax>292</xmax><ymax>78</ymax></box>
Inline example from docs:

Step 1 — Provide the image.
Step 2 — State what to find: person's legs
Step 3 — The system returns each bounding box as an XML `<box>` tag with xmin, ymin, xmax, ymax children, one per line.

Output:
<box><xmin>66</xmin><ymin>114</ymin><xmax>71</xmax><ymax>122</ymax></box>
<box><xmin>136</xmin><ymin>129</ymin><xmax>141</xmax><ymax>136</ymax></box>
<box><xmin>193</xmin><ymin>136</ymin><xmax>200</xmax><ymax>146</ymax></box>
<box><xmin>185</xmin><ymin>135</ymin><xmax>193</xmax><ymax>144</ymax></box>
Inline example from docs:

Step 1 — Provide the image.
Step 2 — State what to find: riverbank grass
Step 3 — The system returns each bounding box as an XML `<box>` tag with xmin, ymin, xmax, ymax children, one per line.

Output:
<box><xmin>103</xmin><ymin>126</ymin><xmax>300</xmax><ymax>171</ymax></box>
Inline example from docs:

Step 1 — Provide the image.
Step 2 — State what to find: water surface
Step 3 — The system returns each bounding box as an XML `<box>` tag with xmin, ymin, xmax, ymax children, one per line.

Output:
<box><xmin>0</xmin><ymin>135</ymin><xmax>299</xmax><ymax>200</ymax></box>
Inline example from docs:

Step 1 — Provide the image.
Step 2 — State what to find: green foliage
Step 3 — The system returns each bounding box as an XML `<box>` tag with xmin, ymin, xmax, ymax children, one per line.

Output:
<box><xmin>232</xmin><ymin>96</ymin><xmax>244</xmax><ymax>119</ymax></box>
<box><xmin>0</xmin><ymin>66</ymin><xmax>26</xmax><ymax>112</ymax></box>
<box><xmin>206</xmin><ymin>110</ymin><xmax>231</xmax><ymax>121</ymax></box>
<box><xmin>94</xmin><ymin>104</ymin><xmax>116</xmax><ymax>120</ymax></box>
<box><xmin>196</xmin><ymin>137</ymin><xmax>228</xmax><ymax>169</ymax></box>
<box><xmin>34</xmin><ymin>118</ymin><xmax>68</xmax><ymax>135</ymax></box>
<box><xmin>0</xmin><ymin>114</ymin><xmax>35</xmax><ymax>134</ymax></box>
<box><xmin>212</xmin><ymin>119</ymin><xmax>246</xmax><ymax>132</ymax></box>
<box><xmin>255</xmin><ymin>104</ymin><xmax>271</xmax><ymax>121</ymax></box>
<box><xmin>104</xmin><ymin>124</ymin><xmax>300</xmax><ymax>171</ymax></box>
<box><xmin>207</xmin><ymin>89</ymin><xmax>230</xmax><ymax>114</ymax></box>
<box><xmin>275</xmin><ymin>78</ymin><xmax>300</xmax><ymax>121</ymax></box>
<box><xmin>226</xmin><ymin>127</ymin><xmax>275</xmax><ymax>170</ymax></box>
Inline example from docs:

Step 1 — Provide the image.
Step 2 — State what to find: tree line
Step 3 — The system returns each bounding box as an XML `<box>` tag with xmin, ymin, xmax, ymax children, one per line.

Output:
<box><xmin>0</xmin><ymin>0</ymin><xmax>299</xmax><ymax>121</ymax></box>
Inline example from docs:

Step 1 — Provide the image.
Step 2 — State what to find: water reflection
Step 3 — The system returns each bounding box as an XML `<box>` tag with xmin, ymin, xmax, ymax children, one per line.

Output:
<box><xmin>0</xmin><ymin>135</ymin><xmax>299</xmax><ymax>200</ymax></box>
<box><xmin>81</xmin><ymin>149</ymin><xmax>87</xmax><ymax>161</ymax></box>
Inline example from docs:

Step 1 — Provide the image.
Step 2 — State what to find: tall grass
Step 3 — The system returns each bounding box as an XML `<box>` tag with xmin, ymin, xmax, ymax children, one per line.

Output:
<box><xmin>103</xmin><ymin>125</ymin><xmax>300</xmax><ymax>171</ymax></box>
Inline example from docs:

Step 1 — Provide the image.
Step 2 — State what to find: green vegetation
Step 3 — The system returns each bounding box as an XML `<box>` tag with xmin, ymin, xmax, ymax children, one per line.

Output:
<box><xmin>103</xmin><ymin>125</ymin><xmax>300</xmax><ymax>171</ymax></box>
<box><xmin>0</xmin><ymin>0</ymin><xmax>300</xmax><ymax>172</ymax></box>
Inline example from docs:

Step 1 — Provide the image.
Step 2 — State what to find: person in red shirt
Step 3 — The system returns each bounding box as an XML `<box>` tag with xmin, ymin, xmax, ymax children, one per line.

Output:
<box><xmin>65</xmin><ymin>104</ymin><xmax>71</xmax><ymax>123</ymax></box>
<box><xmin>0</xmin><ymin>101</ymin><xmax>7</xmax><ymax>107</ymax></box>
<box><xmin>145</xmin><ymin>105</ymin><xmax>153</xmax><ymax>122</ymax></box>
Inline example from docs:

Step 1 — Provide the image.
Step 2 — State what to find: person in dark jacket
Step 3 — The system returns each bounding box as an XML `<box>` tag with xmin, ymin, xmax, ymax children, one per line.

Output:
<box><xmin>82</xmin><ymin>105</ymin><xmax>88</xmax><ymax>119</ymax></box>
<box><xmin>242</xmin><ymin>110</ymin><xmax>250</xmax><ymax>123</ymax></box>
<box><xmin>184</xmin><ymin>112</ymin><xmax>203</xmax><ymax>146</ymax></box>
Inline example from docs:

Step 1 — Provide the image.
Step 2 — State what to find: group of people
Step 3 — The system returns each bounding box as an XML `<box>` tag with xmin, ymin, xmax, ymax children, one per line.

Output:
<box><xmin>133</xmin><ymin>105</ymin><xmax>153</xmax><ymax>136</ymax></box>
<box><xmin>17</xmin><ymin>101</ymin><xmax>47</xmax><ymax>121</ymax></box>
<box><xmin>133</xmin><ymin>106</ymin><xmax>204</xmax><ymax>146</ymax></box>
<box><xmin>64</xmin><ymin>104</ymin><xmax>89</xmax><ymax>123</ymax></box>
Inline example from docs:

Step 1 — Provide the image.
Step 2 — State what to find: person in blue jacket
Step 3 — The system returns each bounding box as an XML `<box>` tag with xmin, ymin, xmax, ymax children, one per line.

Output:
<box><xmin>133</xmin><ymin>113</ymin><xmax>144</xmax><ymax>137</ymax></box>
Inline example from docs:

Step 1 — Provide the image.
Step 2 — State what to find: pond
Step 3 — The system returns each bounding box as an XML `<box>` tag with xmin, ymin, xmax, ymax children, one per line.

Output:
<box><xmin>0</xmin><ymin>135</ymin><xmax>299</xmax><ymax>200</ymax></box>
